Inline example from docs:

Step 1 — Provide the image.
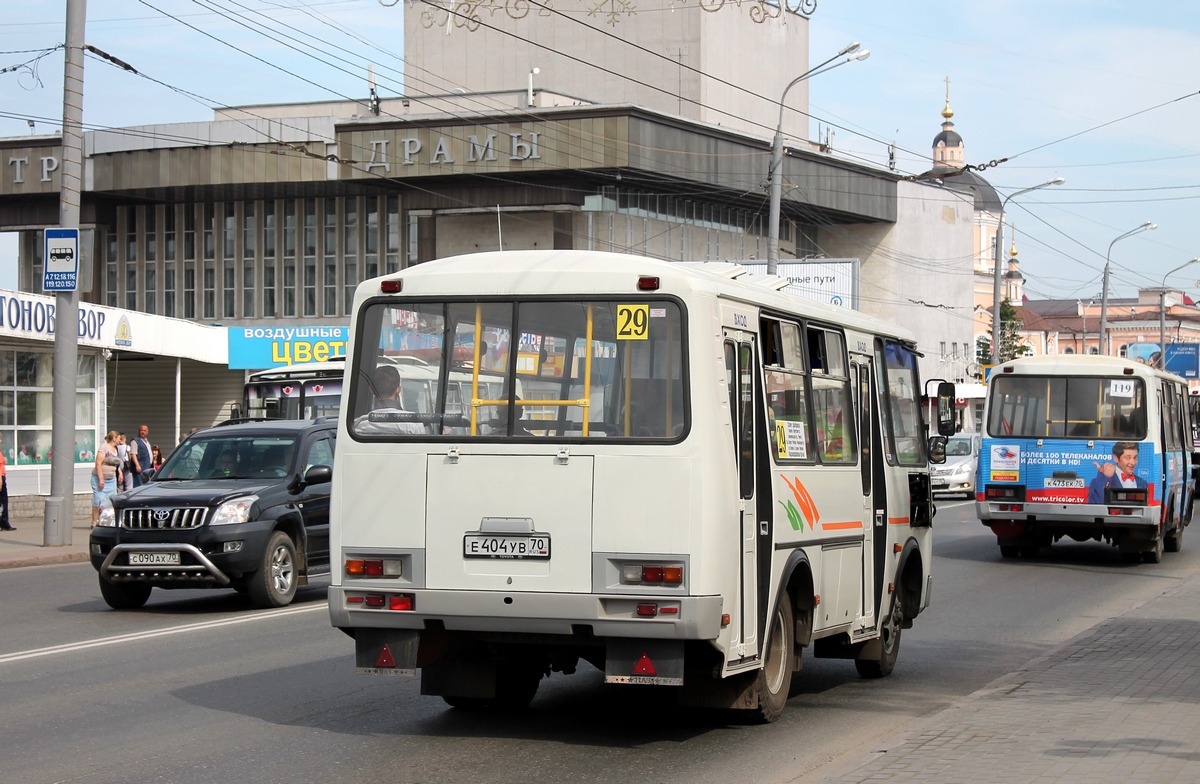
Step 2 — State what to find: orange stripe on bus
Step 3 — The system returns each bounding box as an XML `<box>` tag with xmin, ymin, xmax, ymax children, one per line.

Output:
<box><xmin>888</xmin><ymin>517</ymin><xmax>910</xmax><ymax>525</ymax></box>
<box><xmin>820</xmin><ymin>520</ymin><xmax>864</xmax><ymax>530</ymax></box>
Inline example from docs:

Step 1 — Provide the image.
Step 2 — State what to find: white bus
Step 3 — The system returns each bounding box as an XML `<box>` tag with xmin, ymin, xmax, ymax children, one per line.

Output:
<box><xmin>243</xmin><ymin>356</ymin><xmax>505</xmax><ymax>425</ymax></box>
<box><xmin>328</xmin><ymin>250</ymin><xmax>955</xmax><ymax>721</ymax></box>
<box><xmin>243</xmin><ymin>359</ymin><xmax>346</xmax><ymax>421</ymax></box>
<box><xmin>978</xmin><ymin>355</ymin><xmax>1196</xmax><ymax>562</ymax></box>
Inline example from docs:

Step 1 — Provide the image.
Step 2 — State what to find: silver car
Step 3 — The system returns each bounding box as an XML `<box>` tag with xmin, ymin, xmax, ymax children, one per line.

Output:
<box><xmin>931</xmin><ymin>433</ymin><xmax>980</xmax><ymax>499</ymax></box>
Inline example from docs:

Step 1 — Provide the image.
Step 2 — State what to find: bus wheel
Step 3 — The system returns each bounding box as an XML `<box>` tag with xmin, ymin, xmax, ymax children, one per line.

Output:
<box><xmin>1143</xmin><ymin>529</ymin><xmax>1165</xmax><ymax>564</ymax></box>
<box><xmin>442</xmin><ymin>663</ymin><xmax>540</xmax><ymax>712</ymax></box>
<box><xmin>856</xmin><ymin>594</ymin><xmax>902</xmax><ymax>679</ymax></box>
<box><xmin>493</xmin><ymin>662</ymin><xmax>541</xmax><ymax>710</ymax></box>
<box><xmin>1165</xmin><ymin>525</ymin><xmax>1183</xmax><ymax>553</ymax></box>
<box><xmin>999</xmin><ymin>545</ymin><xmax>1021</xmax><ymax>559</ymax></box>
<box><xmin>752</xmin><ymin>592</ymin><xmax>795</xmax><ymax>723</ymax></box>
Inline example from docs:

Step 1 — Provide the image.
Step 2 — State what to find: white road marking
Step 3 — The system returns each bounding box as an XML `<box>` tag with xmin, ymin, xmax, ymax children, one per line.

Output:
<box><xmin>0</xmin><ymin>603</ymin><xmax>325</xmax><ymax>665</ymax></box>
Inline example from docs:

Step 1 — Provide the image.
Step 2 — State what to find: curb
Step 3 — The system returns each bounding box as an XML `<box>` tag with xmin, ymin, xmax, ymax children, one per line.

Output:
<box><xmin>0</xmin><ymin>550</ymin><xmax>90</xmax><ymax>570</ymax></box>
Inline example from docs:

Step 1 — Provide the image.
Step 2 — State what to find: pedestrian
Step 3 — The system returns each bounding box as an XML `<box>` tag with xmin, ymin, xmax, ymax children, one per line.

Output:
<box><xmin>115</xmin><ymin>432</ymin><xmax>134</xmax><ymax>491</ymax></box>
<box><xmin>0</xmin><ymin>448</ymin><xmax>12</xmax><ymax>531</ymax></box>
<box><xmin>132</xmin><ymin>423</ymin><xmax>152</xmax><ymax>486</ymax></box>
<box><xmin>152</xmin><ymin>444</ymin><xmax>164</xmax><ymax>471</ymax></box>
<box><xmin>92</xmin><ymin>431</ymin><xmax>122</xmax><ymax>526</ymax></box>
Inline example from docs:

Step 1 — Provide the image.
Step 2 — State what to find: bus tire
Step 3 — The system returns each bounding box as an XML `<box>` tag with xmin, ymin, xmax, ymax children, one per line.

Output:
<box><xmin>1143</xmin><ymin>529</ymin><xmax>1165</xmax><ymax>564</ymax></box>
<box><xmin>856</xmin><ymin>593</ymin><xmax>902</xmax><ymax>679</ymax></box>
<box><xmin>751</xmin><ymin>592</ymin><xmax>795</xmax><ymax>723</ymax></box>
<box><xmin>1165</xmin><ymin>524</ymin><xmax>1183</xmax><ymax>553</ymax></box>
<box><xmin>999</xmin><ymin>545</ymin><xmax>1021</xmax><ymax>559</ymax></box>
<box><xmin>442</xmin><ymin>663</ymin><xmax>540</xmax><ymax>712</ymax></box>
<box><xmin>493</xmin><ymin>662</ymin><xmax>541</xmax><ymax>710</ymax></box>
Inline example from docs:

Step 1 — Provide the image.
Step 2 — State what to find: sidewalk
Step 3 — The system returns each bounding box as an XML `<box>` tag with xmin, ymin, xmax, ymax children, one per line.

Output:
<box><xmin>0</xmin><ymin>513</ymin><xmax>91</xmax><ymax>569</ymax></box>
<box><xmin>824</xmin><ymin>570</ymin><xmax>1200</xmax><ymax>783</ymax></box>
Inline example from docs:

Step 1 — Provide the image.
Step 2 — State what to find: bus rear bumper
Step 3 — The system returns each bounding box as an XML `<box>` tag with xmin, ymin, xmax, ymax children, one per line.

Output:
<box><xmin>979</xmin><ymin>502</ymin><xmax>1156</xmax><ymax>524</ymax></box>
<box><xmin>979</xmin><ymin>503</ymin><xmax>1159</xmax><ymax>546</ymax></box>
<box><xmin>328</xmin><ymin>586</ymin><xmax>724</xmax><ymax>640</ymax></box>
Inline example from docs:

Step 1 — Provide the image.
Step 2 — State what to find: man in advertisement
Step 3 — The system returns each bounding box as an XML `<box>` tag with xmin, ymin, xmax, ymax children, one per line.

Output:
<box><xmin>1087</xmin><ymin>441</ymin><xmax>1148</xmax><ymax>504</ymax></box>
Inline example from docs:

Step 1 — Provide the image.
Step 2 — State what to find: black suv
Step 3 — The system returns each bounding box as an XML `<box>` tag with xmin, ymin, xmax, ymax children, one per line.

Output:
<box><xmin>90</xmin><ymin>418</ymin><xmax>336</xmax><ymax>610</ymax></box>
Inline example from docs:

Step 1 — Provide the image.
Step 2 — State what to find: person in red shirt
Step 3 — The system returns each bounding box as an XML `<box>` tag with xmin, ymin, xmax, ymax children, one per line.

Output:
<box><xmin>0</xmin><ymin>450</ymin><xmax>12</xmax><ymax>531</ymax></box>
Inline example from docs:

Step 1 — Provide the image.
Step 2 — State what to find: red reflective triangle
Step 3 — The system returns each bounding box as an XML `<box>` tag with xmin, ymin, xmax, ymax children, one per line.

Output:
<box><xmin>632</xmin><ymin>651</ymin><xmax>656</xmax><ymax>676</ymax></box>
<box><xmin>375</xmin><ymin>644</ymin><xmax>396</xmax><ymax>668</ymax></box>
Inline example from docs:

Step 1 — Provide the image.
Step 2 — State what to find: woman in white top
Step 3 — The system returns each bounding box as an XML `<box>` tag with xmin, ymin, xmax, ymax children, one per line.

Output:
<box><xmin>92</xmin><ymin>430</ymin><xmax>122</xmax><ymax>526</ymax></box>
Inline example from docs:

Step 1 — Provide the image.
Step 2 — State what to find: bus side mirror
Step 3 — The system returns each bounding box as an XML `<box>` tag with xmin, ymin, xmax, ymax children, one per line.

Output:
<box><xmin>928</xmin><ymin>435</ymin><xmax>948</xmax><ymax>464</ymax></box>
<box><xmin>936</xmin><ymin>381</ymin><xmax>956</xmax><ymax>437</ymax></box>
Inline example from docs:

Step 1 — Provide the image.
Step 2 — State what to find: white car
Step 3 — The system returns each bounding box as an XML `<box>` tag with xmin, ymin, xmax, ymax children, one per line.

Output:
<box><xmin>931</xmin><ymin>433</ymin><xmax>980</xmax><ymax>499</ymax></box>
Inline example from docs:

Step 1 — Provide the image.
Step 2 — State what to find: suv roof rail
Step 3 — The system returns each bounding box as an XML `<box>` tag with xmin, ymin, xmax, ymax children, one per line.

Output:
<box><xmin>215</xmin><ymin>416</ymin><xmax>282</xmax><ymax>427</ymax></box>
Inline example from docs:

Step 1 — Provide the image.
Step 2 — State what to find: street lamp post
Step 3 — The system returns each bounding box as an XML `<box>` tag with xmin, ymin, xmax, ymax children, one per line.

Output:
<box><xmin>1099</xmin><ymin>221</ymin><xmax>1156</xmax><ymax>356</ymax></box>
<box><xmin>1077</xmin><ymin>300</ymin><xmax>1091</xmax><ymax>354</ymax></box>
<box><xmin>767</xmin><ymin>43</ymin><xmax>870</xmax><ymax>275</ymax></box>
<box><xmin>1158</xmin><ymin>257</ymin><xmax>1200</xmax><ymax>368</ymax></box>
<box><xmin>990</xmin><ymin>178</ymin><xmax>1065</xmax><ymax>365</ymax></box>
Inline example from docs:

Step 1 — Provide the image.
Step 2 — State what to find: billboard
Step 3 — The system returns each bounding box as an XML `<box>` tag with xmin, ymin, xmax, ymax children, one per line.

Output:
<box><xmin>1166</xmin><ymin>343</ymin><xmax>1200</xmax><ymax>378</ymax></box>
<box><xmin>738</xmin><ymin>258</ymin><xmax>859</xmax><ymax>309</ymax></box>
<box><xmin>1122</xmin><ymin>341</ymin><xmax>1199</xmax><ymax>378</ymax></box>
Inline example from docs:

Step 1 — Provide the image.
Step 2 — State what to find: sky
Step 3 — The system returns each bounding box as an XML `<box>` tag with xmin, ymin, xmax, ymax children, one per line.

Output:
<box><xmin>2</xmin><ymin>0</ymin><xmax>1199</xmax><ymax>304</ymax></box>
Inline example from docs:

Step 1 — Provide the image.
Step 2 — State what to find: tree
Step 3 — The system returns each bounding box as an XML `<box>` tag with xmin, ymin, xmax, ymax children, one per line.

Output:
<box><xmin>984</xmin><ymin>299</ymin><xmax>1028</xmax><ymax>363</ymax></box>
<box><xmin>998</xmin><ymin>299</ymin><xmax>1029</xmax><ymax>361</ymax></box>
<box><xmin>975</xmin><ymin>335</ymin><xmax>991</xmax><ymax>371</ymax></box>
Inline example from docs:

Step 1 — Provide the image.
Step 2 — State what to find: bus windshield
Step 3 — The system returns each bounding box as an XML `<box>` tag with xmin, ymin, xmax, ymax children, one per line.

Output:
<box><xmin>987</xmin><ymin>374</ymin><xmax>1147</xmax><ymax>440</ymax></box>
<box><xmin>348</xmin><ymin>298</ymin><xmax>686</xmax><ymax>439</ymax></box>
<box><xmin>244</xmin><ymin>363</ymin><xmax>344</xmax><ymax>420</ymax></box>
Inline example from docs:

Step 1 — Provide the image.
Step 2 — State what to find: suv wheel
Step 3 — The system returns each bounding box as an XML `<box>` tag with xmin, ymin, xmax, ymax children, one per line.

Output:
<box><xmin>248</xmin><ymin>531</ymin><xmax>298</xmax><ymax>608</ymax></box>
<box><xmin>99</xmin><ymin>577</ymin><xmax>152</xmax><ymax>610</ymax></box>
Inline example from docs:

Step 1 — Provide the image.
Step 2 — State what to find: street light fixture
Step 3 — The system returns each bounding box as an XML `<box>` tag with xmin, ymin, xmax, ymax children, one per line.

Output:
<box><xmin>1157</xmin><ymin>257</ymin><xmax>1200</xmax><ymax>368</ymax></box>
<box><xmin>1098</xmin><ymin>221</ymin><xmax>1156</xmax><ymax>356</ymax></box>
<box><xmin>990</xmin><ymin>177</ymin><xmax>1065</xmax><ymax>364</ymax></box>
<box><xmin>1077</xmin><ymin>299</ymin><xmax>1093</xmax><ymax>354</ymax></box>
<box><xmin>767</xmin><ymin>42</ymin><xmax>870</xmax><ymax>275</ymax></box>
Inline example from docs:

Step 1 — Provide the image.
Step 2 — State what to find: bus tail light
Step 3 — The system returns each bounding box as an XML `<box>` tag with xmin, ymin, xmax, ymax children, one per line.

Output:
<box><xmin>637</xmin><ymin>276</ymin><xmax>660</xmax><ymax>291</ymax></box>
<box><xmin>1111</xmin><ymin>489</ymin><xmax>1148</xmax><ymax>505</ymax></box>
<box><xmin>986</xmin><ymin>485</ymin><xmax>1025</xmax><ymax>503</ymax></box>
<box><xmin>380</xmin><ymin>279</ymin><xmax>402</xmax><ymax>293</ymax></box>
<box><xmin>621</xmin><ymin>562</ymin><xmax>684</xmax><ymax>586</ymax></box>
<box><xmin>347</xmin><ymin>592</ymin><xmax>414</xmax><ymax>610</ymax></box>
<box><xmin>345</xmin><ymin>558</ymin><xmax>403</xmax><ymax>578</ymax></box>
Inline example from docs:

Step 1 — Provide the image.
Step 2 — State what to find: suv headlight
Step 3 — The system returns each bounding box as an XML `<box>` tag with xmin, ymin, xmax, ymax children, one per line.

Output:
<box><xmin>96</xmin><ymin>503</ymin><xmax>117</xmax><ymax>527</ymax></box>
<box><xmin>210</xmin><ymin>495</ymin><xmax>259</xmax><ymax>526</ymax></box>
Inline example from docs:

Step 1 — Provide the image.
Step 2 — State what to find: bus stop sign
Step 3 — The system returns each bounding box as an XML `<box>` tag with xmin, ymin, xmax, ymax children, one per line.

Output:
<box><xmin>43</xmin><ymin>227</ymin><xmax>80</xmax><ymax>292</ymax></box>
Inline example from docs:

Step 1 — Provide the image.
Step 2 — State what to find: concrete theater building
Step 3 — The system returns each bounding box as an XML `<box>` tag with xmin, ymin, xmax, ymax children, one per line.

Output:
<box><xmin>0</xmin><ymin>2</ymin><xmax>975</xmax><ymax>500</ymax></box>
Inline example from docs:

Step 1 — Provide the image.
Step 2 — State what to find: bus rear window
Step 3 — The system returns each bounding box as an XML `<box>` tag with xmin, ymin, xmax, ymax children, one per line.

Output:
<box><xmin>348</xmin><ymin>298</ymin><xmax>686</xmax><ymax>440</ymax></box>
<box><xmin>988</xmin><ymin>375</ymin><xmax>1146</xmax><ymax>439</ymax></box>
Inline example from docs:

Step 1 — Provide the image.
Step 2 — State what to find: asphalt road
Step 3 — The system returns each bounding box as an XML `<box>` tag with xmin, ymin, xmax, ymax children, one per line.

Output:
<box><xmin>2</xmin><ymin>500</ymin><xmax>1195</xmax><ymax>784</ymax></box>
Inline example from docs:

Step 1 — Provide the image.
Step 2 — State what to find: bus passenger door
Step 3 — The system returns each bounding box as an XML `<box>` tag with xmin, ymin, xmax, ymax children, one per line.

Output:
<box><xmin>854</xmin><ymin>359</ymin><xmax>882</xmax><ymax>627</ymax></box>
<box><xmin>724</xmin><ymin>334</ymin><xmax>759</xmax><ymax>658</ymax></box>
